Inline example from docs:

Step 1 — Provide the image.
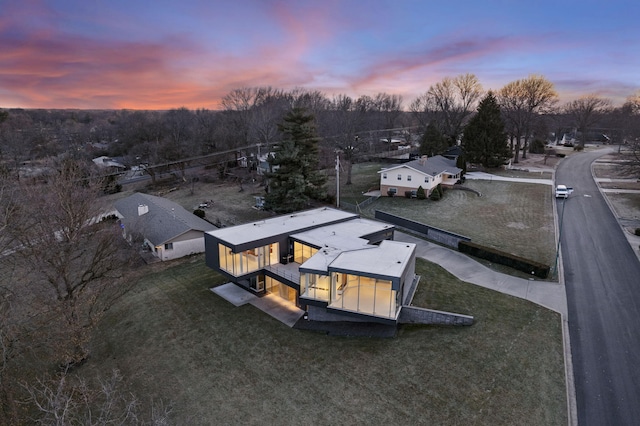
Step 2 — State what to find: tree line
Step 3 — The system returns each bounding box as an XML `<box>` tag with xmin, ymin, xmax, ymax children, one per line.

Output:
<box><xmin>1</xmin><ymin>77</ymin><xmax>639</xmax><ymax>178</ymax></box>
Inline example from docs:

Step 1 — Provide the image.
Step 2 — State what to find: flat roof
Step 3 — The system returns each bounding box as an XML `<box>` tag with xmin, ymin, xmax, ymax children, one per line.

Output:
<box><xmin>206</xmin><ymin>207</ymin><xmax>358</xmax><ymax>246</ymax></box>
<box><xmin>329</xmin><ymin>240</ymin><xmax>416</xmax><ymax>278</ymax></box>
<box><xmin>294</xmin><ymin>218</ymin><xmax>393</xmax><ymax>272</ymax></box>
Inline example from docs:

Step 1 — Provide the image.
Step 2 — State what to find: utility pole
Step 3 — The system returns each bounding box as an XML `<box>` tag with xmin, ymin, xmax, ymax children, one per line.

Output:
<box><xmin>336</xmin><ymin>153</ymin><xmax>340</xmax><ymax>208</ymax></box>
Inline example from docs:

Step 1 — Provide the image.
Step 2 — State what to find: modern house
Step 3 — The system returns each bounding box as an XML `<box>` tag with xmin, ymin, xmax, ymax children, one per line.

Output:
<box><xmin>204</xmin><ymin>208</ymin><xmax>418</xmax><ymax>324</ymax></box>
<box><xmin>378</xmin><ymin>155</ymin><xmax>462</xmax><ymax>197</ymax></box>
<box><xmin>114</xmin><ymin>193</ymin><xmax>217</xmax><ymax>261</ymax></box>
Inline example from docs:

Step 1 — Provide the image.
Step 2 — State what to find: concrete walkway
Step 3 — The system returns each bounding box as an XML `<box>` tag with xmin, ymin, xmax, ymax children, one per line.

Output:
<box><xmin>394</xmin><ymin>232</ymin><xmax>568</xmax><ymax>315</ymax></box>
<box><xmin>211</xmin><ymin>283</ymin><xmax>304</xmax><ymax>327</ymax></box>
<box><xmin>465</xmin><ymin>171</ymin><xmax>554</xmax><ymax>185</ymax></box>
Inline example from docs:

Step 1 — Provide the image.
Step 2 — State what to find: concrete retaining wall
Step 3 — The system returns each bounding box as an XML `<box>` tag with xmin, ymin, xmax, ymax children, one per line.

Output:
<box><xmin>399</xmin><ymin>305</ymin><xmax>474</xmax><ymax>326</ymax></box>
<box><xmin>375</xmin><ymin>210</ymin><xmax>470</xmax><ymax>249</ymax></box>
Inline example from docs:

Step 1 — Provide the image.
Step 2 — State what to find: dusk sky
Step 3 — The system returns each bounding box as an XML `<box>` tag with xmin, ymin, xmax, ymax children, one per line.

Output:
<box><xmin>1</xmin><ymin>0</ymin><xmax>638</xmax><ymax>110</ymax></box>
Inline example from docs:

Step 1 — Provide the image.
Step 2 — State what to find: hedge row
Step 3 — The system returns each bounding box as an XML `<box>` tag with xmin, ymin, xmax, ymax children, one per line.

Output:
<box><xmin>458</xmin><ymin>240</ymin><xmax>550</xmax><ymax>278</ymax></box>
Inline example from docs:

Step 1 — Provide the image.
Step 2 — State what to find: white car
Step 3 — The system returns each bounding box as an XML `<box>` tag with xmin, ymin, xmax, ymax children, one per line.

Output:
<box><xmin>555</xmin><ymin>184</ymin><xmax>571</xmax><ymax>198</ymax></box>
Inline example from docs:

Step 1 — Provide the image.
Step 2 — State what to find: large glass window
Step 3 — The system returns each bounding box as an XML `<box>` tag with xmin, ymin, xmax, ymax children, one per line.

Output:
<box><xmin>330</xmin><ymin>273</ymin><xmax>397</xmax><ymax>318</ymax></box>
<box><xmin>218</xmin><ymin>242</ymin><xmax>274</xmax><ymax>277</ymax></box>
<box><xmin>293</xmin><ymin>241</ymin><xmax>318</xmax><ymax>264</ymax></box>
<box><xmin>300</xmin><ymin>273</ymin><xmax>330</xmax><ymax>301</ymax></box>
<box><xmin>265</xmin><ymin>277</ymin><xmax>297</xmax><ymax>303</ymax></box>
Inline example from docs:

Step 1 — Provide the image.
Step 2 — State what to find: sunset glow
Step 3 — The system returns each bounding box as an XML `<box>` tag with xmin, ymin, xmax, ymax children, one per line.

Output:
<box><xmin>1</xmin><ymin>0</ymin><xmax>638</xmax><ymax>109</ymax></box>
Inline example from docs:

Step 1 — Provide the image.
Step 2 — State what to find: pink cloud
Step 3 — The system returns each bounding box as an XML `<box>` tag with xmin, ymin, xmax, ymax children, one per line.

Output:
<box><xmin>347</xmin><ymin>34</ymin><xmax>536</xmax><ymax>94</ymax></box>
<box><xmin>0</xmin><ymin>1</ymin><xmax>337</xmax><ymax>109</ymax></box>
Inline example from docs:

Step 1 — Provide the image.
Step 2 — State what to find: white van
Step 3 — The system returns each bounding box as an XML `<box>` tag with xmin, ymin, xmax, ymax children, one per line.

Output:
<box><xmin>555</xmin><ymin>185</ymin><xmax>569</xmax><ymax>198</ymax></box>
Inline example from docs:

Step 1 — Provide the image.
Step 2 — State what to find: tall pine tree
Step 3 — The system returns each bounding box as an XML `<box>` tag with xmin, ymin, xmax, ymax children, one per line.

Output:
<box><xmin>265</xmin><ymin>108</ymin><xmax>327</xmax><ymax>213</ymax></box>
<box><xmin>419</xmin><ymin>122</ymin><xmax>448</xmax><ymax>156</ymax></box>
<box><xmin>462</xmin><ymin>91</ymin><xmax>510</xmax><ymax>168</ymax></box>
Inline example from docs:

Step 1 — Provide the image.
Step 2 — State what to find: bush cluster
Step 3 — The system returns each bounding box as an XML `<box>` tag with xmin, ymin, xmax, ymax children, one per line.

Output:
<box><xmin>458</xmin><ymin>240</ymin><xmax>550</xmax><ymax>278</ymax></box>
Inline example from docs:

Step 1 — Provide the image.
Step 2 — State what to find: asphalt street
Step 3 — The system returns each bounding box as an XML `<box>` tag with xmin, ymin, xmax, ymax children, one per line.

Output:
<box><xmin>556</xmin><ymin>149</ymin><xmax>640</xmax><ymax>426</ymax></box>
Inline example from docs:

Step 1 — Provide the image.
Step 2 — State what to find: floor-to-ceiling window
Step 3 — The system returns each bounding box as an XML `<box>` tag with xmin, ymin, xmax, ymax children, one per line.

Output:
<box><xmin>218</xmin><ymin>242</ymin><xmax>278</xmax><ymax>276</ymax></box>
<box><xmin>293</xmin><ymin>241</ymin><xmax>318</xmax><ymax>264</ymax></box>
<box><xmin>265</xmin><ymin>276</ymin><xmax>297</xmax><ymax>304</ymax></box>
<box><xmin>329</xmin><ymin>273</ymin><xmax>397</xmax><ymax>318</ymax></box>
<box><xmin>300</xmin><ymin>273</ymin><xmax>330</xmax><ymax>301</ymax></box>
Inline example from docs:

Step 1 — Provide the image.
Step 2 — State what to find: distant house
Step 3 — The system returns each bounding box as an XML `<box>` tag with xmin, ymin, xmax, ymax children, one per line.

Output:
<box><xmin>378</xmin><ymin>155</ymin><xmax>462</xmax><ymax>197</ymax></box>
<box><xmin>442</xmin><ymin>145</ymin><xmax>463</xmax><ymax>161</ymax></box>
<box><xmin>114</xmin><ymin>193</ymin><xmax>216</xmax><ymax>261</ymax></box>
<box><xmin>92</xmin><ymin>156</ymin><xmax>126</xmax><ymax>171</ymax></box>
<box><xmin>205</xmin><ymin>208</ymin><xmax>418</xmax><ymax>324</ymax></box>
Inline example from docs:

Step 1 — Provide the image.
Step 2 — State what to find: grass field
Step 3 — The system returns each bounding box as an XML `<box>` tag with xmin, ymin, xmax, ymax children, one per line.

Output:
<box><xmin>323</xmin><ymin>162</ymin><xmax>556</xmax><ymax>266</ymax></box>
<box><xmin>82</xmin><ymin>256</ymin><xmax>566</xmax><ymax>425</ymax></box>
<box><xmin>360</xmin><ymin>180</ymin><xmax>556</xmax><ymax>266</ymax></box>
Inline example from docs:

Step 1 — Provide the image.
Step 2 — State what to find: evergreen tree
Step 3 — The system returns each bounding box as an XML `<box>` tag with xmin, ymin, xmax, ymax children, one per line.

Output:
<box><xmin>429</xmin><ymin>184</ymin><xmax>442</xmax><ymax>201</ymax></box>
<box><xmin>419</xmin><ymin>122</ymin><xmax>448</xmax><ymax>156</ymax></box>
<box><xmin>416</xmin><ymin>185</ymin><xmax>426</xmax><ymax>200</ymax></box>
<box><xmin>462</xmin><ymin>91</ymin><xmax>510</xmax><ymax>168</ymax></box>
<box><xmin>265</xmin><ymin>108</ymin><xmax>327</xmax><ymax>213</ymax></box>
<box><xmin>456</xmin><ymin>154</ymin><xmax>467</xmax><ymax>175</ymax></box>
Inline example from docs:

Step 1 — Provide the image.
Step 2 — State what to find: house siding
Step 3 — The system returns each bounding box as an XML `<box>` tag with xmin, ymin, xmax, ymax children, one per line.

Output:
<box><xmin>380</xmin><ymin>166</ymin><xmax>437</xmax><ymax>196</ymax></box>
<box><xmin>157</xmin><ymin>230</ymin><xmax>207</xmax><ymax>261</ymax></box>
<box><xmin>378</xmin><ymin>156</ymin><xmax>461</xmax><ymax>197</ymax></box>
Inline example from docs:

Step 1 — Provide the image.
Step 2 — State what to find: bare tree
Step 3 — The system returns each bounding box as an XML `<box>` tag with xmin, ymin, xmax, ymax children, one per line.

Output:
<box><xmin>325</xmin><ymin>94</ymin><xmax>370</xmax><ymax>185</ymax></box>
<box><xmin>9</xmin><ymin>161</ymin><xmax>138</xmax><ymax>366</ymax></box>
<box><xmin>161</xmin><ymin>107</ymin><xmax>195</xmax><ymax>179</ymax></box>
<box><xmin>25</xmin><ymin>369</ymin><xmax>173</xmax><ymax>425</ymax></box>
<box><xmin>410</xmin><ymin>73</ymin><xmax>483</xmax><ymax>144</ymax></box>
<box><xmin>498</xmin><ymin>75</ymin><xmax>558</xmax><ymax>162</ymax></box>
<box><xmin>221</xmin><ymin>87</ymin><xmax>264</xmax><ymax>147</ymax></box>
<box><xmin>564</xmin><ymin>95</ymin><xmax>612</xmax><ymax>146</ymax></box>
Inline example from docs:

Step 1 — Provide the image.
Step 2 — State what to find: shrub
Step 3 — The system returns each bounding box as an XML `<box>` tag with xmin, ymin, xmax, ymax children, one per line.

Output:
<box><xmin>635</xmin><ymin>228</ymin><xmax>640</xmax><ymax>236</ymax></box>
<box><xmin>429</xmin><ymin>187</ymin><xmax>441</xmax><ymax>201</ymax></box>
<box><xmin>417</xmin><ymin>186</ymin><xmax>426</xmax><ymax>200</ymax></box>
<box><xmin>387</xmin><ymin>190</ymin><xmax>395</xmax><ymax>197</ymax></box>
<box><xmin>459</xmin><ymin>240</ymin><xmax>550</xmax><ymax>278</ymax></box>
<box><xmin>193</xmin><ymin>209</ymin><xmax>205</xmax><ymax>218</ymax></box>
<box><xmin>404</xmin><ymin>191</ymin><xmax>413</xmax><ymax>198</ymax></box>
<box><xmin>529</xmin><ymin>139</ymin><xmax>546</xmax><ymax>154</ymax></box>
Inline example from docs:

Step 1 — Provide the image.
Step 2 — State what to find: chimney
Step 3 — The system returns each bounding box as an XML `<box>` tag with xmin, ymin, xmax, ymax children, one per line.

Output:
<box><xmin>419</xmin><ymin>155</ymin><xmax>428</xmax><ymax>166</ymax></box>
<box><xmin>138</xmin><ymin>204</ymin><xmax>149</xmax><ymax>216</ymax></box>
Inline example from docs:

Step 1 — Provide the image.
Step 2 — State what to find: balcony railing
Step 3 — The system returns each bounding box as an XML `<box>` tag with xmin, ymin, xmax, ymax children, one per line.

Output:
<box><xmin>264</xmin><ymin>263</ymin><xmax>300</xmax><ymax>285</ymax></box>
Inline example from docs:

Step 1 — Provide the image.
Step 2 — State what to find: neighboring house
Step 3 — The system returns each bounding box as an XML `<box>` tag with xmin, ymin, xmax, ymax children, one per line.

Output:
<box><xmin>442</xmin><ymin>145</ymin><xmax>463</xmax><ymax>162</ymax></box>
<box><xmin>114</xmin><ymin>193</ymin><xmax>217</xmax><ymax>261</ymax></box>
<box><xmin>205</xmin><ymin>208</ymin><xmax>418</xmax><ymax>324</ymax></box>
<box><xmin>378</xmin><ymin>155</ymin><xmax>462</xmax><ymax>197</ymax></box>
<box><xmin>92</xmin><ymin>156</ymin><xmax>126</xmax><ymax>171</ymax></box>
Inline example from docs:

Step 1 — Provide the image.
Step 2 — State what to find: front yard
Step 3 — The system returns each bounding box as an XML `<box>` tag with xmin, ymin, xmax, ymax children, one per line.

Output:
<box><xmin>81</xmin><ymin>256</ymin><xmax>566</xmax><ymax>425</ymax></box>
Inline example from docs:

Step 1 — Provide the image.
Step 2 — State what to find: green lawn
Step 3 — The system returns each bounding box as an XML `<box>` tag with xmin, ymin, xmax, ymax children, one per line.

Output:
<box><xmin>82</xmin><ymin>256</ymin><xmax>566</xmax><ymax>425</ymax></box>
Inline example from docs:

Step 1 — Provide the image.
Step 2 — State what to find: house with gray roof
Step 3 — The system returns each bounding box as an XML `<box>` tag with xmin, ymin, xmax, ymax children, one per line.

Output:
<box><xmin>378</xmin><ymin>155</ymin><xmax>462</xmax><ymax>197</ymax></box>
<box><xmin>205</xmin><ymin>207</ymin><xmax>418</xmax><ymax>324</ymax></box>
<box><xmin>115</xmin><ymin>193</ymin><xmax>216</xmax><ymax>261</ymax></box>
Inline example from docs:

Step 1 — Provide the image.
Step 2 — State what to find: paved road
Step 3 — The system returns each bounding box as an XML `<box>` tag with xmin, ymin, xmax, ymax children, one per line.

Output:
<box><xmin>557</xmin><ymin>149</ymin><xmax>640</xmax><ymax>425</ymax></box>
